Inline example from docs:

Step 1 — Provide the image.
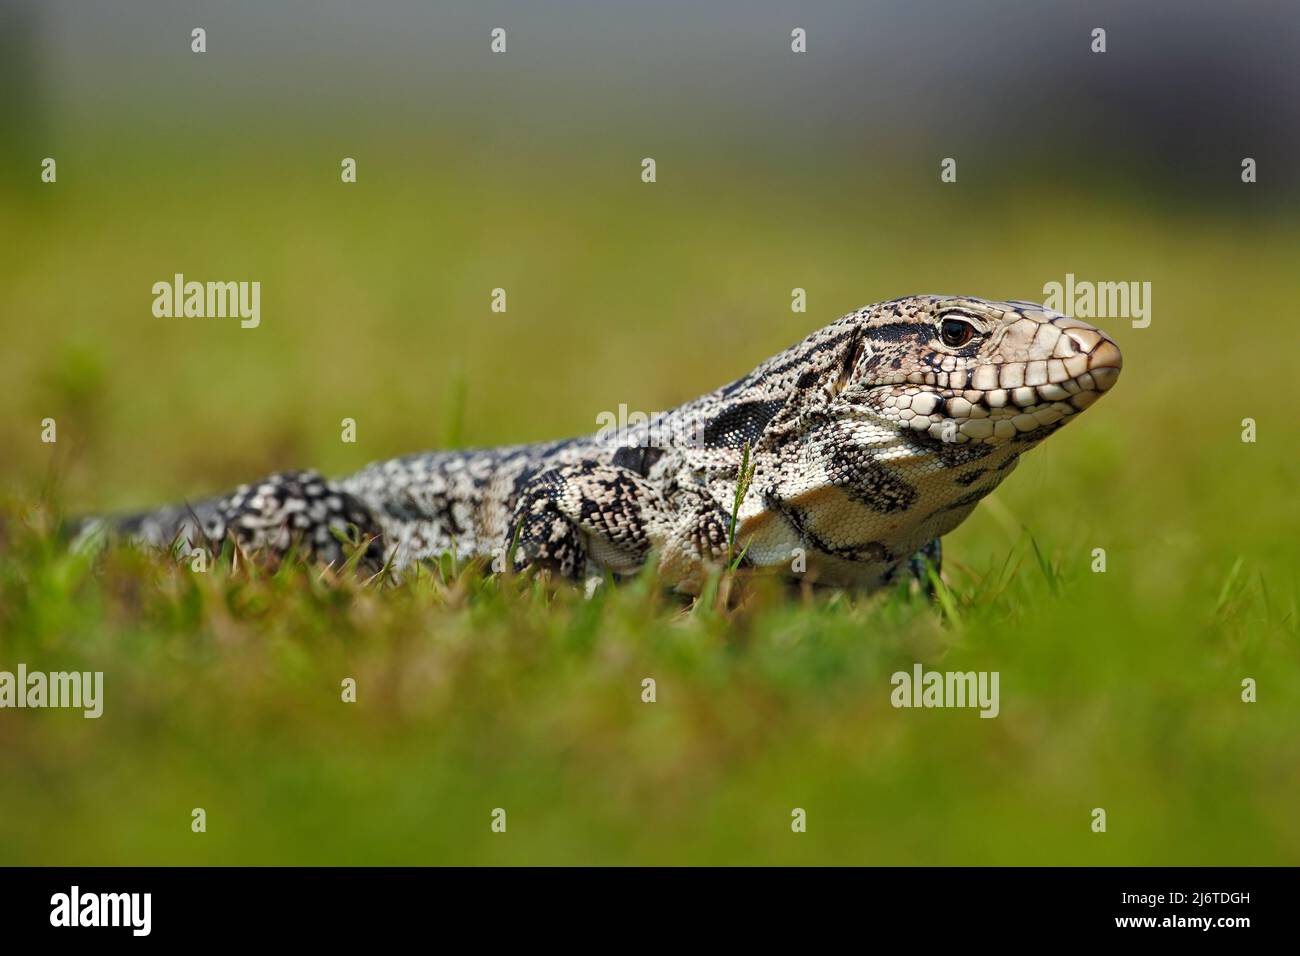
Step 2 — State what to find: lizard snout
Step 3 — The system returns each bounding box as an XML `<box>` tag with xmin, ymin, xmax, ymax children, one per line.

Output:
<box><xmin>1062</xmin><ymin>327</ymin><xmax>1122</xmax><ymax>394</ymax></box>
<box><xmin>1052</xmin><ymin>323</ymin><xmax>1122</xmax><ymax>412</ymax></box>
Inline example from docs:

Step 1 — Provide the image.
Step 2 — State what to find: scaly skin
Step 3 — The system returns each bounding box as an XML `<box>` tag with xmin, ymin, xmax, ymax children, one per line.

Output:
<box><xmin>78</xmin><ymin>295</ymin><xmax>1123</xmax><ymax>592</ymax></box>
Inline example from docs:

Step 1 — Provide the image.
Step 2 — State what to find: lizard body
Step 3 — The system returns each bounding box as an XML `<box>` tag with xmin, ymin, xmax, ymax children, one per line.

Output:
<box><xmin>82</xmin><ymin>296</ymin><xmax>1122</xmax><ymax>592</ymax></box>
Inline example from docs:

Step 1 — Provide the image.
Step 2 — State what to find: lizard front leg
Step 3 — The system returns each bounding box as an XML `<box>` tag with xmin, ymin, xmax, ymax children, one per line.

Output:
<box><xmin>508</xmin><ymin>462</ymin><xmax>670</xmax><ymax>580</ymax></box>
<box><xmin>656</xmin><ymin>483</ymin><xmax>736</xmax><ymax>593</ymax></box>
<box><xmin>900</xmin><ymin>536</ymin><xmax>943</xmax><ymax>591</ymax></box>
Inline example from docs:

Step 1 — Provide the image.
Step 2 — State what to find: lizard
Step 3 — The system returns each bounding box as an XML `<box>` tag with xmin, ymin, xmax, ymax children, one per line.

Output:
<box><xmin>74</xmin><ymin>295</ymin><xmax>1122</xmax><ymax>593</ymax></box>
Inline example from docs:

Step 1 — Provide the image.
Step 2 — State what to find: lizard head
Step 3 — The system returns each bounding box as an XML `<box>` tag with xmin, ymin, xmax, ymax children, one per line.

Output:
<box><xmin>838</xmin><ymin>295</ymin><xmax>1122</xmax><ymax>449</ymax></box>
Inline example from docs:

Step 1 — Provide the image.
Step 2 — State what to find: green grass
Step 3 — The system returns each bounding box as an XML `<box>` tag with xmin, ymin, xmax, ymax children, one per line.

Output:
<box><xmin>0</xmin><ymin>500</ymin><xmax>1294</xmax><ymax>865</ymax></box>
<box><xmin>0</xmin><ymin>131</ymin><xmax>1297</xmax><ymax>864</ymax></box>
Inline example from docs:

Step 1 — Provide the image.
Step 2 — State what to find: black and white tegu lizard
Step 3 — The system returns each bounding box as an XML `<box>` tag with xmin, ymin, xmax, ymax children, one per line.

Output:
<box><xmin>80</xmin><ymin>296</ymin><xmax>1122</xmax><ymax>592</ymax></box>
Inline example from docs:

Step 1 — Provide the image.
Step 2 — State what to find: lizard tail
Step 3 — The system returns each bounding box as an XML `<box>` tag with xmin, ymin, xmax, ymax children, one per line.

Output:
<box><xmin>69</xmin><ymin>496</ymin><xmax>227</xmax><ymax>556</ymax></box>
<box><xmin>69</xmin><ymin>470</ymin><xmax>386</xmax><ymax>566</ymax></box>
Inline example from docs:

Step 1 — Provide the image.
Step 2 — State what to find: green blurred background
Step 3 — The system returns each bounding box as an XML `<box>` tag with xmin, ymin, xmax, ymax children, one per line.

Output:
<box><xmin>0</xmin><ymin>1</ymin><xmax>1296</xmax><ymax>864</ymax></box>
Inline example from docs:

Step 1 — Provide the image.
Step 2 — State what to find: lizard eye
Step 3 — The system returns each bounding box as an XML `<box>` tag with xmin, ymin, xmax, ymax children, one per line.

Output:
<box><xmin>938</xmin><ymin>315</ymin><xmax>977</xmax><ymax>348</ymax></box>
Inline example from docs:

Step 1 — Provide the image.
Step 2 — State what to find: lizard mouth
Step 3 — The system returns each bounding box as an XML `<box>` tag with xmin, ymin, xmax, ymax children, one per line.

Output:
<box><xmin>884</xmin><ymin>332</ymin><xmax>1122</xmax><ymax>444</ymax></box>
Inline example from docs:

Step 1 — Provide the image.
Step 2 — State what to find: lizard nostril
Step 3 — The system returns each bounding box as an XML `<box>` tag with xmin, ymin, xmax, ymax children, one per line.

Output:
<box><xmin>1064</xmin><ymin>328</ymin><xmax>1102</xmax><ymax>353</ymax></box>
